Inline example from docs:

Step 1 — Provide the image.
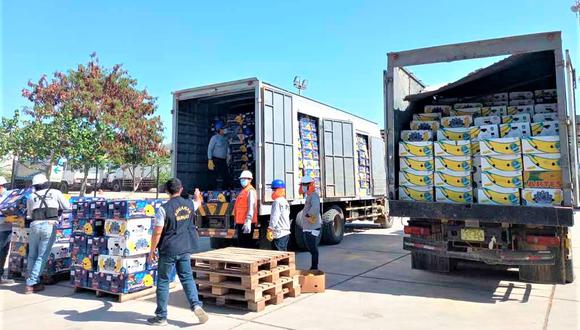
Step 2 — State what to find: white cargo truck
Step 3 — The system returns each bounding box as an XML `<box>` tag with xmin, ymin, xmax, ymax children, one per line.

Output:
<box><xmin>385</xmin><ymin>31</ymin><xmax>579</xmax><ymax>283</ymax></box>
<box><xmin>172</xmin><ymin>78</ymin><xmax>389</xmax><ymax>248</ymax></box>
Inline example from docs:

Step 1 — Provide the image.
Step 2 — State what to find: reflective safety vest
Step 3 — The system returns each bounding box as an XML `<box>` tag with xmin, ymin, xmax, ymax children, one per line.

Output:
<box><xmin>234</xmin><ymin>185</ymin><xmax>258</xmax><ymax>224</ymax></box>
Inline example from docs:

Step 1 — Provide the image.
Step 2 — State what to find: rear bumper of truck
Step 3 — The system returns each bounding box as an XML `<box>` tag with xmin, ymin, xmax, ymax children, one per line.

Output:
<box><xmin>403</xmin><ymin>236</ymin><xmax>555</xmax><ymax>265</ymax></box>
<box><xmin>388</xmin><ymin>200</ymin><xmax>575</xmax><ymax>227</ymax></box>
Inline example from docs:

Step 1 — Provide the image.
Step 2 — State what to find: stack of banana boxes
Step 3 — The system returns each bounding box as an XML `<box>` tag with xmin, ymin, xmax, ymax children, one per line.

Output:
<box><xmin>356</xmin><ymin>135</ymin><xmax>372</xmax><ymax>196</ymax></box>
<box><xmin>70</xmin><ymin>198</ymin><xmax>164</xmax><ymax>294</ymax></box>
<box><xmin>399</xmin><ymin>89</ymin><xmax>563</xmax><ymax>207</ymax></box>
<box><xmin>297</xmin><ymin>114</ymin><xmax>321</xmax><ymax>188</ymax></box>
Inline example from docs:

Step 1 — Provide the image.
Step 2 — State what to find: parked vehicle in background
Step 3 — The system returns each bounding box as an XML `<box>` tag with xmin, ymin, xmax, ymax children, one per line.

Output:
<box><xmin>384</xmin><ymin>31</ymin><xmax>578</xmax><ymax>283</ymax></box>
<box><xmin>12</xmin><ymin>160</ymin><xmax>104</xmax><ymax>193</ymax></box>
<box><xmin>100</xmin><ymin>165</ymin><xmax>156</xmax><ymax>192</ymax></box>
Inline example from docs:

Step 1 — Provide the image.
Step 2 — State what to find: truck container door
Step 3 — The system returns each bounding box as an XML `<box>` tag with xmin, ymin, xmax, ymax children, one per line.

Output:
<box><xmin>565</xmin><ymin>50</ymin><xmax>580</xmax><ymax>207</ymax></box>
<box><xmin>370</xmin><ymin>137</ymin><xmax>387</xmax><ymax>196</ymax></box>
<box><xmin>322</xmin><ymin>119</ymin><xmax>356</xmax><ymax>198</ymax></box>
<box><xmin>262</xmin><ymin>87</ymin><xmax>295</xmax><ymax>201</ymax></box>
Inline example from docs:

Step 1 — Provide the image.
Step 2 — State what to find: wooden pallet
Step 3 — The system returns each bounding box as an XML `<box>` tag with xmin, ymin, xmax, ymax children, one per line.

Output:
<box><xmin>198</xmin><ymin>285</ymin><xmax>301</xmax><ymax>312</ymax></box>
<box><xmin>198</xmin><ymin>275</ymin><xmax>300</xmax><ymax>301</ymax></box>
<box><xmin>191</xmin><ymin>248</ymin><xmax>295</xmax><ymax>275</ymax></box>
<box><xmin>194</xmin><ymin>264</ymin><xmax>295</xmax><ymax>289</ymax></box>
<box><xmin>8</xmin><ymin>271</ymin><xmax>70</xmax><ymax>285</ymax></box>
<box><xmin>73</xmin><ymin>283</ymin><xmax>175</xmax><ymax>303</ymax></box>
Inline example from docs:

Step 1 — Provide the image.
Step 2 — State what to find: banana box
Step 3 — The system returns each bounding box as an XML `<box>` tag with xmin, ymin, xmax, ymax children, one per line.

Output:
<box><xmin>11</xmin><ymin>228</ymin><xmax>30</xmax><ymax>243</ymax></box>
<box><xmin>73</xmin><ymin>253</ymin><xmax>97</xmax><ymax>271</ymax></box>
<box><xmin>435</xmin><ymin>186</ymin><xmax>473</xmax><ymax>204</ymax></box>
<box><xmin>501</xmin><ymin>114</ymin><xmax>531</xmax><ymax>124</ymax></box>
<box><xmin>440</xmin><ymin>115</ymin><xmax>473</xmax><ymax>128</ymax></box>
<box><xmin>480</xmin><ymin>155</ymin><xmax>523</xmax><ymax>172</ymax></box>
<box><xmin>434</xmin><ymin>140</ymin><xmax>471</xmax><ymax>157</ymax></box>
<box><xmin>534</xmin><ymin>103</ymin><xmax>558</xmax><ymax>114</ymax></box>
<box><xmin>523</xmin><ymin>171</ymin><xmax>562</xmax><ymax>189</ymax></box>
<box><xmin>480</xmin><ymin>137</ymin><xmax>521</xmax><ymax>156</ymax></box>
<box><xmin>72</xmin><ymin>218</ymin><xmax>104</xmax><ymax>237</ymax></box>
<box><xmin>435</xmin><ymin>156</ymin><xmax>471</xmax><ymax>172</ymax></box>
<box><xmin>108</xmin><ymin>200</ymin><xmax>157</xmax><ymax>219</ymax></box>
<box><xmin>401</xmin><ymin>130</ymin><xmax>433</xmax><ymax>142</ymax></box>
<box><xmin>522</xmin><ymin>188</ymin><xmax>563</xmax><ymax>207</ymax></box>
<box><xmin>509</xmin><ymin>91</ymin><xmax>534</xmax><ymax>100</ymax></box>
<box><xmin>521</xmin><ymin>136</ymin><xmax>560</xmax><ymax>154</ymax></box>
<box><xmin>454</xmin><ymin>103</ymin><xmax>482</xmax><ymax>109</ymax></box>
<box><xmin>471</xmin><ymin>141</ymin><xmax>481</xmax><ymax>155</ymax></box>
<box><xmin>534</xmin><ymin>89</ymin><xmax>557</xmax><ymax>102</ymax></box>
<box><xmin>398</xmin><ymin>186</ymin><xmax>434</xmax><ymax>202</ymax></box>
<box><xmin>400</xmin><ymin>157</ymin><xmax>434</xmax><ymax>171</ymax></box>
<box><xmin>533</xmin><ymin>113</ymin><xmax>558</xmax><ymax>123</ymax></box>
<box><xmin>469</xmin><ymin>126</ymin><xmax>481</xmax><ymax>140</ymax></box>
<box><xmin>399</xmin><ymin>141</ymin><xmax>433</xmax><ymax>157</ymax></box>
<box><xmin>104</xmin><ymin>217</ymin><xmax>153</xmax><ymax>238</ymax></box>
<box><xmin>506</xmin><ymin>105</ymin><xmax>534</xmax><ymax>115</ymax></box>
<box><xmin>70</xmin><ymin>268</ymin><xmax>89</xmax><ymax>288</ymax></box>
<box><xmin>410</xmin><ymin>120</ymin><xmax>440</xmax><ymax>131</ymax></box>
<box><xmin>44</xmin><ymin>258</ymin><xmax>71</xmax><ymax>275</ymax></box>
<box><xmin>413</xmin><ymin>113</ymin><xmax>441</xmax><ymax>121</ymax></box>
<box><xmin>531</xmin><ymin>122</ymin><xmax>559</xmax><ymax>136</ymax></box>
<box><xmin>481</xmin><ymin>106</ymin><xmax>507</xmax><ymax>116</ymax></box>
<box><xmin>450</xmin><ymin>107</ymin><xmax>481</xmax><ymax>117</ymax></box>
<box><xmin>424</xmin><ymin>105</ymin><xmax>451</xmax><ymax>114</ymax></box>
<box><xmin>398</xmin><ymin>169</ymin><xmax>433</xmax><ymax>187</ymax></box>
<box><xmin>49</xmin><ymin>242</ymin><xmax>71</xmax><ymax>260</ymax></box>
<box><xmin>523</xmin><ymin>153</ymin><xmax>561</xmax><ymax>171</ymax></box>
<box><xmin>499</xmin><ymin>123</ymin><xmax>531</xmax><ymax>138</ymax></box>
<box><xmin>476</xmin><ymin>125</ymin><xmax>499</xmax><ymax>140</ymax></box>
<box><xmin>107</xmin><ymin>236</ymin><xmax>152</xmax><ymax>257</ymax></box>
<box><xmin>481</xmin><ymin>170</ymin><xmax>523</xmax><ymax>188</ymax></box>
<box><xmin>88</xmin><ymin>236</ymin><xmax>109</xmax><ymax>255</ymax></box>
<box><xmin>109</xmin><ymin>269</ymin><xmax>157</xmax><ymax>294</ymax></box>
<box><xmin>434</xmin><ymin>169</ymin><xmax>471</xmax><ymax>188</ymax></box>
<box><xmin>474</xmin><ymin>116</ymin><xmax>501</xmax><ymax>126</ymax></box>
<box><xmin>98</xmin><ymin>254</ymin><xmax>147</xmax><ymax>275</ymax></box>
<box><xmin>10</xmin><ymin>242</ymin><xmax>27</xmax><ymax>257</ymax></box>
<box><xmin>437</xmin><ymin>127</ymin><xmax>470</xmax><ymax>141</ymax></box>
<box><xmin>509</xmin><ymin>99</ymin><xmax>534</xmax><ymax>106</ymax></box>
<box><xmin>477</xmin><ymin>186</ymin><xmax>520</xmax><ymax>205</ymax></box>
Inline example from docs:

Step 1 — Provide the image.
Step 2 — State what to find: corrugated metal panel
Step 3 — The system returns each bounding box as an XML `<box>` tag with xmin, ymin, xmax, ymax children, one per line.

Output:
<box><xmin>370</xmin><ymin>137</ymin><xmax>386</xmax><ymax>196</ymax></box>
<box><xmin>322</xmin><ymin>119</ymin><xmax>356</xmax><ymax>198</ymax></box>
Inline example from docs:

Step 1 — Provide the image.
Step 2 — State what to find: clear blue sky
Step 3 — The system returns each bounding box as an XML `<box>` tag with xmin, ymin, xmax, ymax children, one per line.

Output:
<box><xmin>2</xmin><ymin>0</ymin><xmax>579</xmax><ymax>141</ymax></box>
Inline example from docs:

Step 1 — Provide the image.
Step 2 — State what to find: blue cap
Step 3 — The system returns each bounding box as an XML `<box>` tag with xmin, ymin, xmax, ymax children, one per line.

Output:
<box><xmin>215</xmin><ymin>120</ymin><xmax>224</xmax><ymax>130</ymax></box>
<box><xmin>271</xmin><ymin>179</ymin><xmax>286</xmax><ymax>189</ymax></box>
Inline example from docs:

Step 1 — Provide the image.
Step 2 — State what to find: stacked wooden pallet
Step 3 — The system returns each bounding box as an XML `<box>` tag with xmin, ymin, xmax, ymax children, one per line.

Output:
<box><xmin>191</xmin><ymin>247</ymin><xmax>300</xmax><ymax>312</ymax></box>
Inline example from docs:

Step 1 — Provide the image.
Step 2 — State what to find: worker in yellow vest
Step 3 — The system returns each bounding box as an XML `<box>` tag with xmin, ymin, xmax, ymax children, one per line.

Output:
<box><xmin>233</xmin><ymin>171</ymin><xmax>257</xmax><ymax>248</ymax></box>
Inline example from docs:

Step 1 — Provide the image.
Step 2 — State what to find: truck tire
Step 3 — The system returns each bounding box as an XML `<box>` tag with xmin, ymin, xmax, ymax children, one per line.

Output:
<box><xmin>112</xmin><ymin>180</ymin><xmax>122</xmax><ymax>192</ymax></box>
<box><xmin>209</xmin><ymin>237</ymin><xmax>230</xmax><ymax>249</ymax></box>
<box><xmin>321</xmin><ymin>206</ymin><xmax>345</xmax><ymax>245</ymax></box>
<box><xmin>411</xmin><ymin>251</ymin><xmax>456</xmax><ymax>272</ymax></box>
<box><xmin>60</xmin><ymin>181</ymin><xmax>69</xmax><ymax>194</ymax></box>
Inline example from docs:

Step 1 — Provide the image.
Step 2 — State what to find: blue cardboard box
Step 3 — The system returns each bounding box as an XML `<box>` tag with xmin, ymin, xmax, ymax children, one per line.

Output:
<box><xmin>0</xmin><ymin>188</ymin><xmax>32</xmax><ymax>216</ymax></box>
<box><xmin>93</xmin><ymin>200</ymin><xmax>109</xmax><ymax>219</ymax></box>
<box><xmin>70</xmin><ymin>235</ymin><xmax>88</xmax><ymax>255</ymax></box>
<box><xmin>109</xmin><ymin>269</ymin><xmax>157</xmax><ymax>294</ymax></box>
<box><xmin>72</xmin><ymin>218</ymin><xmax>104</xmax><ymax>236</ymax></box>
<box><xmin>107</xmin><ymin>200</ymin><xmax>156</xmax><ymax>219</ymax></box>
<box><xmin>55</xmin><ymin>228</ymin><xmax>73</xmax><ymax>243</ymax></box>
<box><xmin>88</xmin><ymin>236</ymin><xmax>109</xmax><ymax>255</ymax></box>
<box><xmin>70</xmin><ymin>268</ymin><xmax>89</xmax><ymax>287</ymax></box>
<box><xmin>45</xmin><ymin>258</ymin><xmax>71</xmax><ymax>275</ymax></box>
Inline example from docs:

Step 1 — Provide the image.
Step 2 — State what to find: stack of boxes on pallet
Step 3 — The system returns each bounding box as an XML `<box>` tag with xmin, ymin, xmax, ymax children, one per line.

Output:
<box><xmin>70</xmin><ymin>199</ymin><xmax>161</xmax><ymax>294</ymax></box>
<box><xmin>192</xmin><ymin>248</ymin><xmax>300</xmax><ymax>312</ymax></box>
<box><xmin>399</xmin><ymin>89</ymin><xmax>563</xmax><ymax>207</ymax></box>
<box><xmin>356</xmin><ymin>135</ymin><xmax>371</xmax><ymax>196</ymax></box>
<box><xmin>297</xmin><ymin>115</ymin><xmax>321</xmax><ymax>188</ymax></box>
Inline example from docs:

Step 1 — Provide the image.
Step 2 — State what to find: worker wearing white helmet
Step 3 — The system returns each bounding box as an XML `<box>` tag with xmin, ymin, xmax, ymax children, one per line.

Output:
<box><xmin>24</xmin><ymin>173</ymin><xmax>71</xmax><ymax>294</ymax></box>
<box><xmin>0</xmin><ymin>176</ymin><xmax>14</xmax><ymax>284</ymax></box>
<box><xmin>233</xmin><ymin>170</ymin><xmax>257</xmax><ymax>248</ymax></box>
<box><xmin>298</xmin><ymin>175</ymin><xmax>321</xmax><ymax>270</ymax></box>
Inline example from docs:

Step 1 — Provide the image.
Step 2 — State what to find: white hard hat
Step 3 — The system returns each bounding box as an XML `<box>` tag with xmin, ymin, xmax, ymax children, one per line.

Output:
<box><xmin>0</xmin><ymin>176</ymin><xmax>7</xmax><ymax>186</ymax></box>
<box><xmin>239</xmin><ymin>170</ymin><xmax>253</xmax><ymax>179</ymax></box>
<box><xmin>32</xmin><ymin>173</ymin><xmax>48</xmax><ymax>185</ymax></box>
<box><xmin>301</xmin><ymin>176</ymin><xmax>314</xmax><ymax>184</ymax></box>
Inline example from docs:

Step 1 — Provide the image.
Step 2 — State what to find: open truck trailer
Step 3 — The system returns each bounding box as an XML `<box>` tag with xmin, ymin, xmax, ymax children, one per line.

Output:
<box><xmin>172</xmin><ymin>78</ymin><xmax>389</xmax><ymax>249</ymax></box>
<box><xmin>385</xmin><ymin>31</ymin><xmax>579</xmax><ymax>283</ymax></box>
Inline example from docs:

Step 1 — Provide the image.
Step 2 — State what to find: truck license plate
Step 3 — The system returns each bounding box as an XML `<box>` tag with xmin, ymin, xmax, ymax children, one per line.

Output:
<box><xmin>460</xmin><ymin>228</ymin><xmax>485</xmax><ymax>242</ymax></box>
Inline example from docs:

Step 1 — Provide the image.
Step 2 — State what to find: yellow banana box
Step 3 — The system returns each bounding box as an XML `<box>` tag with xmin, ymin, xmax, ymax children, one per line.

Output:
<box><xmin>434</xmin><ymin>156</ymin><xmax>471</xmax><ymax>172</ymax></box>
<box><xmin>434</xmin><ymin>169</ymin><xmax>471</xmax><ymax>188</ymax></box>
<box><xmin>398</xmin><ymin>169</ymin><xmax>433</xmax><ymax>187</ymax></box>
<box><xmin>434</xmin><ymin>140</ymin><xmax>471</xmax><ymax>157</ymax></box>
<box><xmin>399</xmin><ymin>185</ymin><xmax>434</xmax><ymax>202</ymax></box>
<box><xmin>480</xmin><ymin>155</ymin><xmax>523</xmax><ymax>172</ymax></box>
<box><xmin>454</xmin><ymin>103</ymin><xmax>482</xmax><ymax>109</ymax></box>
<box><xmin>399</xmin><ymin>141</ymin><xmax>433</xmax><ymax>157</ymax></box>
<box><xmin>499</xmin><ymin>123</ymin><xmax>531</xmax><ymax>138</ymax></box>
<box><xmin>474</xmin><ymin>115</ymin><xmax>501</xmax><ymax>126</ymax></box>
<box><xmin>436</xmin><ymin>127</ymin><xmax>470</xmax><ymax>141</ymax></box>
<box><xmin>521</xmin><ymin>136</ymin><xmax>560</xmax><ymax>154</ymax></box>
<box><xmin>509</xmin><ymin>91</ymin><xmax>534</xmax><ymax>100</ymax></box>
<box><xmin>450</xmin><ymin>107</ymin><xmax>481</xmax><ymax>117</ymax></box>
<box><xmin>531</xmin><ymin>122</ymin><xmax>559</xmax><ymax>136</ymax></box>
<box><xmin>476</xmin><ymin>124</ymin><xmax>499</xmax><ymax>140</ymax></box>
<box><xmin>509</xmin><ymin>99</ymin><xmax>534</xmax><ymax>106</ymax></box>
<box><xmin>521</xmin><ymin>188</ymin><xmax>563</xmax><ymax>207</ymax></box>
<box><xmin>523</xmin><ymin>171</ymin><xmax>562</xmax><ymax>189</ymax></box>
<box><xmin>471</xmin><ymin>141</ymin><xmax>481</xmax><ymax>155</ymax></box>
<box><xmin>501</xmin><ymin>113</ymin><xmax>531</xmax><ymax>124</ymax></box>
<box><xmin>481</xmin><ymin>170</ymin><xmax>523</xmax><ymax>188</ymax></box>
<box><xmin>424</xmin><ymin>105</ymin><xmax>451</xmax><ymax>115</ymax></box>
<box><xmin>534</xmin><ymin>89</ymin><xmax>557</xmax><ymax>100</ymax></box>
<box><xmin>469</xmin><ymin>126</ymin><xmax>481</xmax><ymax>140</ymax></box>
<box><xmin>532</xmin><ymin>113</ymin><xmax>557</xmax><ymax>123</ymax></box>
<box><xmin>410</xmin><ymin>120</ymin><xmax>440</xmax><ymax>131</ymax></box>
<box><xmin>481</xmin><ymin>106</ymin><xmax>507</xmax><ymax>116</ymax></box>
<box><xmin>413</xmin><ymin>113</ymin><xmax>441</xmax><ymax>121</ymax></box>
<box><xmin>477</xmin><ymin>186</ymin><xmax>520</xmax><ymax>205</ymax></box>
<box><xmin>435</xmin><ymin>186</ymin><xmax>473</xmax><ymax>204</ymax></box>
<box><xmin>522</xmin><ymin>153</ymin><xmax>561</xmax><ymax>171</ymax></box>
<box><xmin>401</xmin><ymin>130</ymin><xmax>433</xmax><ymax>142</ymax></box>
<box><xmin>534</xmin><ymin>103</ymin><xmax>558</xmax><ymax>114</ymax></box>
<box><xmin>400</xmin><ymin>157</ymin><xmax>434</xmax><ymax>171</ymax></box>
<box><xmin>479</xmin><ymin>137</ymin><xmax>521</xmax><ymax>156</ymax></box>
<box><xmin>440</xmin><ymin>115</ymin><xmax>473</xmax><ymax>128</ymax></box>
<box><xmin>506</xmin><ymin>105</ymin><xmax>534</xmax><ymax>115</ymax></box>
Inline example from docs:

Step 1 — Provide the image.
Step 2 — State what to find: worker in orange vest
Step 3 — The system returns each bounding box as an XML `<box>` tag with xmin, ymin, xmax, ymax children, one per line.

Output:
<box><xmin>233</xmin><ymin>170</ymin><xmax>257</xmax><ymax>248</ymax></box>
